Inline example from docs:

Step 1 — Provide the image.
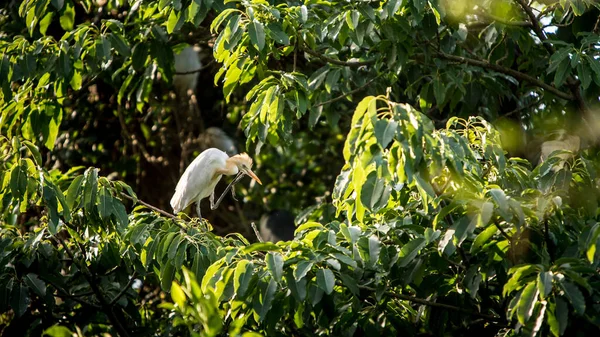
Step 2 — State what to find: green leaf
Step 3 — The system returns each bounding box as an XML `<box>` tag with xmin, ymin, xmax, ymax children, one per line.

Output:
<box><xmin>10</xmin><ymin>161</ymin><xmax>28</xmax><ymax>199</ymax></box>
<box><xmin>489</xmin><ymin>188</ymin><xmax>510</xmax><ymax>220</ymax></box>
<box><xmin>51</xmin><ymin>0</ymin><xmax>64</xmax><ymax>11</ymax></box>
<box><xmin>345</xmin><ymin>10</ymin><xmax>359</xmax><ymax>30</ymax></box>
<box><xmin>555</xmin><ymin>298</ymin><xmax>569</xmax><ymax>335</ymax></box>
<box><xmin>161</xmin><ymin>262</ymin><xmax>176</xmax><ymax>290</ymax></box>
<box><xmin>171</xmin><ymin>282</ymin><xmax>186</xmax><ymax>308</ymax></box>
<box><xmin>360</xmin><ymin>172</ymin><xmax>391</xmax><ymax>212</ymax></box>
<box><xmin>374</xmin><ymin>119</ymin><xmax>398</xmax><ymax>149</ymax></box>
<box><xmin>248</xmin><ymin>20</ymin><xmax>266</xmax><ymax>51</ymax></box>
<box><xmin>470</xmin><ymin>225</ymin><xmax>498</xmax><ymax>253</ymax></box>
<box><xmin>267</xmin><ymin>23</ymin><xmax>289</xmax><ymax>45</ymax></box>
<box><xmin>241</xmin><ymin>242</ymin><xmax>280</xmax><ymax>253</ymax></box>
<box><xmin>111</xmin><ymin>198</ymin><xmax>129</xmax><ymax>230</ymax></box>
<box><xmin>98</xmin><ymin>187</ymin><xmax>113</xmax><ymax>219</ymax></box>
<box><xmin>367</xmin><ymin>235</ymin><xmax>381</xmax><ymax>266</ymax></box>
<box><xmin>24</xmin><ymin>273</ymin><xmax>46</xmax><ymax>297</ymax></box>
<box><xmin>397</xmin><ymin>238</ymin><xmax>427</xmax><ymax>267</ymax></box>
<box><xmin>561</xmin><ymin>281</ymin><xmax>585</xmax><ymax>315</ymax></box>
<box><xmin>131</xmin><ymin>43</ymin><xmax>149</xmax><ymax>72</ymax></box>
<box><xmin>554</xmin><ymin>58</ymin><xmax>570</xmax><ymax>87</ymax></box>
<box><xmin>516</xmin><ymin>281</ymin><xmax>538</xmax><ymax>325</ymax></box>
<box><xmin>234</xmin><ymin>260</ymin><xmax>254</xmax><ymax>297</ymax></box>
<box><xmin>166</xmin><ymin>10</ymin><xmax>184</xmax><ymax>34</ymax></box>
<box><xmin>43</xmin><ymin>325</ymin><xmax>73</xmax><ymax>337</ymax></box>
<box><xmin>257</xmin><ymin>278</ymin><xmax>277</xmax><ymax>322</ymax></box>
<box><xmin>10</xmin><ymin>283</ymin><xmax>29</xmax><ymax>318</ymax></box>
<box><xmin>107</xmin><ymin>33</ymin><xmax>131</xmax><ymax>57</ymax></box>
<box><xmin>59</xmin><ymin>1</ymin><xmax>75</xmax><ymax>31</ymax></box>
<box><xmin>266</xmin><ymin>252</ymin><xmax>283</xmax><ymax>282</ymax></box>
<box><xmin>433</xmin><ymin>78</ymin><xmax>446</xmax><ymax>105</ymax></box>
<box><xmin>168</xmin><ymin>234</ymin><xmax>184</xmax><ymax>260</ymax></box>
<box><xmin>66</xmin><ymin>175</ymin><xmax>84</xmax><ymax>210</ymax></box>
<box><xmin>338</xmin><ymin>273</ymin><xmax>359</xmax><ymax>295</ymax></box>
<box><xmin>316</xmin><ymin>268</ymin><xmax>335</xmax><ymax>295</ymax></box>
<box><xmin>83</xmin><ymin>168</ymin><xmax>98</xmax><ymax>212</ymax></box>
<box><xmin>294</xmin><ymin>260</ymin><xmax>314</xmax><ymax>281</ymax></box>
<box><xmin>577</xmin><ymin>62</ymin><xmax>592</xmax><ymax>89</ymax></box>
<box><xmin>538</xmin><ymin>271</ymin><xmax>553</xmax><ymax>299</ymax></box>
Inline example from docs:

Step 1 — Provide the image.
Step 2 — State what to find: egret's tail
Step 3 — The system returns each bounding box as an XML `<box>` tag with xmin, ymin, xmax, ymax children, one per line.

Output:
<box><xmin>170</xmin><ymin>188</ymin><xmax>185</xmax><ymax>214</ymax></box>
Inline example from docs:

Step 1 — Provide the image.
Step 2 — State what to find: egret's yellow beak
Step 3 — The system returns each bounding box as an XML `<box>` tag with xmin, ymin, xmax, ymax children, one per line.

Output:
<box><xmin>242</xmin><ymin>167</ymin><xmax>262</xmax><ymax>185</ymax></box>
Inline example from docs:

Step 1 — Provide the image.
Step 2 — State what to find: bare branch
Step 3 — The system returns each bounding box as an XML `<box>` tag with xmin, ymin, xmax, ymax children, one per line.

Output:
<box><xmin>174</xmin><ymin>59</ymin><xmax>215</xmax><ymax>75</ymax></box>
<box><xmin>109</xmin><ymin>272</ymin><xmax>138</xmax><ymax>306</ymax></box>
<box><xmin>302</xmin><ymin>46</ymin><xmax>376</xmax><ymax>67</ymax></box>
<box><xmin>476</xmin><ymin>11</ymin><xmax>532</xmax><ymax>27</ymax></box>
<box><xmin>359</xmin><ymin>285</ymin><xmax>507</xmax><ymax>325</ymax></box>
<box><xmin>251</xmin><ymin>222</ymin><xmax>264</xmax><ymax>243</ymax></box>
<box><xmin>433</xmin><ymin>51</ymin><xmax>574</xmax><ymax>100</ymax></box>
<box><xmin>314</xmin><ymin>75</ymin><xmax>382</xmax><ymax>107</ymax></box>
<box><xmin>52</xmin><ymin>236</ymin><xmax>131</xmax><ymax>337</ymax></box>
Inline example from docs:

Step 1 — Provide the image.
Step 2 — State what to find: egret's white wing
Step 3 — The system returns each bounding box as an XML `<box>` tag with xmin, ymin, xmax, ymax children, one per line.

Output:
<box><xmin>170</xmin><ymin>148</ymin><xmax>228</xmax><ymax>212</ymax></box>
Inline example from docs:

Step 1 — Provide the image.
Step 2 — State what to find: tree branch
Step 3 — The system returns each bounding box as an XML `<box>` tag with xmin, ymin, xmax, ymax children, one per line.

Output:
<box><xmin>119</xmin><ymin>192</ymin><xmax>185</xmax><ymax>225</ymax></box>
<box><xmin>359</xmin><ymin>285</ymin><xmax>507</xmax><ymax>325</ymax></box>
<box><xmin>250</xmin><ymin>222</ymin><xmax>264</xmax><ymax>242</ymax></box>
<box><xmin>174</xmin><ymin>59</ymin><xmax>215</xmax><ymax>75</ymax></box>
<box><xmin>53</xmin><ymin>236</ymin><xmax>131</xmax><ymax>337</ymax></box>
<box><xmin>476</xmin><ymin>11</ymin><xmax>531</xmax><ymax>27</ymax></box>
<box><xmin>433</xmin><ymin>51</ymin><xmax>574</xmax><ymax>100</ymax></box>
<box><xmin>302</xmin><ymin>46</ymin><xmax>375</xmax><ymax>67</ymax></box>
<box><xmin>314</xmin><ymin>75</ymin><xmax>382</xmax><ymax>107</ymax></box>
<box><xmin>109</xmin><ymin>272</ymin><xmax>138</xmax><ymax>306</ymax></box>
<box><xmin>514</xmin><ymin>0</ymin><xmax>592</xmax><ymax>125</ymax></box>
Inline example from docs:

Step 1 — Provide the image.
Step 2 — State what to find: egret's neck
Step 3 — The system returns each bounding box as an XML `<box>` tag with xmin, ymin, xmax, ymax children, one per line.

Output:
<box><xmin>216</xmin><ymin>158</ymin><xmax>239</xmax><ymax>177</ymax></box>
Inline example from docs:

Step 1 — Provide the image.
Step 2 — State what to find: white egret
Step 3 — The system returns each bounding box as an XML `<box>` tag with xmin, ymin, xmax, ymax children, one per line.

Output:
<box><xmin>198</xmin><ymin>127</ymin><xmax>238</xmax><ymax>156</ymax></box>
<box><xmin>170</xmin><ymin>148</ymin><xmax>262</xmax><ymax>218</ymax></box>
<box><xmin>173</xmin><ymin>46</ymin><xmax>202</xmax><ymax>97</ymax></box>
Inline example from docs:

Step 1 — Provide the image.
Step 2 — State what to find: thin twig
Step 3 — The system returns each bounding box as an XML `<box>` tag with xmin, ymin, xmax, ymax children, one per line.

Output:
<box><xmin>514</xmin><ymin>0</ymin><xmax>593</xmax><ymax>136</ymax></box>
<box><xmin>302</xmin><ymin>45</ymin><xmax>375</xmax><ymax>67</ymax></box>
<box><xmin>433</xmin><ymin>51</ymin><xmax>573</xmax><ymax>100</ymax></box>
<box><xmin>359</xmin><ymin>285</ymin><xmax>507</xmax><ymax>324</ymax></box>
<box><xmin>52</xmin><ymin>236</ymin><xmax>131</xmax><ymax>337</ymax></box>
<box><xmin>251</xmin><ymin>222</ymin><xmax>264</xmax><ymax>242</ymax></box>
<box><xmin>119</xmin><ymin>192</ymin><xmax>183</xmax><ymax>224</ymax></box>
<box><xmin>494</xmin><ymin>221</ymin><xmax>512</xmax><ymax>241</ymax></box>
<box><xmin>174</xmin><ymin>59</ymin><xmax>215</xmax><ymax>75</ymax></box>
<box><xmin>477</xmin><ymin>11</ymin><xmax>531</xmax><ymax>27</ymax></box>
<box><xmin>314</xmin><ymin>75</ymin><xmax>382</xmax><ymax>107</ymax></box>
<box><xmin>41</xmin><ymin>276</ymin><xmax>100</xmax><ymax>309</ymax></box>
<box><xmin>109</xmin><ymin>272</ymin><xmax>138</xmax><ymax>306</ymax></box>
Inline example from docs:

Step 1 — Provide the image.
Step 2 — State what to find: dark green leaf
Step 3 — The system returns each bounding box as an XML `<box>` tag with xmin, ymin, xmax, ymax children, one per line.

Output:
<box><xmin>316</xmin><ymin>268</ymin><xmax>335</xmax><ymax>295</ymax></box>
<box><xmin>43</xmin><ymin>325</ymin><xmax>72</xmax><ymax>337</ymax></box>
<box><xmin>374</xmin><ymin>119</ymin><xmax>398</xmax><ymax>149</ymax></box>
<box><xmin>397</xmin><ymin>238</ymin><xmax>426</xmax><ymax>267</ymax></box>
<box><xmin>516</xmin><ymin>281</ymin><xmax>538</xmax><ymax>324</ymax></box>
<box><xmin>294</xmin><ymin>260</ymin><xmax>313</xmax><ymax>281</ymax></box>
<box><xmin>561</xmin><ymin>282</ymin><xmax>585</xmax><ymax>315</ymax></box>
<box><xmin>266</xmin><ymin>252</ymin><xmax>283</xmax><ymax>282</ymax></box>
<box><xmin>10</xmin><ymin>283</ymin><xmax>29</xmax><ymax>318</ymax></box>
<box><xmin>248</xmin><ymin>20</ymin><xmax>266</xmax><ymax>51</ymax></box>
<box><xmin>24</xmin><ymin>273</ymin><xmax>46</xmax><ymax>297</ymax></box>
<box><xmin>66</xmin><ymin>175</ymin><xmax>84</xmax><ymax>210</ymax></box>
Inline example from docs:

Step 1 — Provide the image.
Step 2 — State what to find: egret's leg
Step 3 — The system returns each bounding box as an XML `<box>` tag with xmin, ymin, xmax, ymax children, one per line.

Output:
<box><xmin>196</xmin><ymin>202</ymin><xmax>202</xmax><ymax>219</ymax></box>
<box><xmin>210</xmin><ymin>172</ymin><xmax>244</xmax><ymax>210</ymax></box>
<box><xmin>231</xmin><ymin>184</ymin><xmax>237</xmax><ymax>201</ymax></box>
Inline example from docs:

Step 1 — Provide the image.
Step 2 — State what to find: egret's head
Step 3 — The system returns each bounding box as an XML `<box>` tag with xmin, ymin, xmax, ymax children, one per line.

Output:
<box><xmin>230</xmin><ymin>153</ymin><xmax>262</xmax><ymax>185</ymax></box>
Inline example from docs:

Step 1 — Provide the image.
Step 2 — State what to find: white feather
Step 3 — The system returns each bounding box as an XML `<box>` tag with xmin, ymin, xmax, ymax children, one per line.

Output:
<box><xmin>170</xmin><ymin>148</ymin><xmax>229</xmax><ymax>213</ymax></box>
